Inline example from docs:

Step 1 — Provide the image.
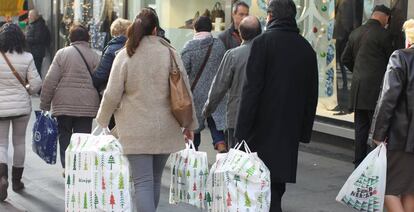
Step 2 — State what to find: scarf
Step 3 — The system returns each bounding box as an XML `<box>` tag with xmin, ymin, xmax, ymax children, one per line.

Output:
<box><xmin>194</xmin><ymin>31</ymin><xmax>212</xmax><ymax>40</ymax></box>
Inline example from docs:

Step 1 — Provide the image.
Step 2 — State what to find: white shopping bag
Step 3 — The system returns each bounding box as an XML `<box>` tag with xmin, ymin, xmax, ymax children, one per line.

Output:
<box><xmin>65</xmin><ymin>128</ymin><xmax>133</xmax><ymax>212</ymax></box>
<box><xmin>336</xmin><ymin>143</ymin><xmax>387</xmax><ymax>212</ymax></box>
<box><xmin>169</xmin><ymin>140</ymin><xmax>209</xmax><ymax>209</ymax></box>
<box><xmin>207</xmin><ymin>141</ymin><xmax>271</xmax><ymax>212</ymax></box>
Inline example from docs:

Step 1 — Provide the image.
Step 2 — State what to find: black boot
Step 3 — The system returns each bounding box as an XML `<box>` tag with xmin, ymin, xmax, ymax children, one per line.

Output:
<box><xmin>0</xmin><ymin>163</ymin><xmax>8</xmax><ymax>201</ymax></box>
<box><xmin>12</xmin><ymin>167</ymin><xmax>24</xmax><ymax>192</ymax></box>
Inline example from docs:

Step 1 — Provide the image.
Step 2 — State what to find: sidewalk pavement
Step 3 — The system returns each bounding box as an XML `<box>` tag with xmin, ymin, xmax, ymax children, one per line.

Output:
<box><xmin>0</xmin><ymin>97</ymin><xmax>355</xmax><ymax>211</ymax></box>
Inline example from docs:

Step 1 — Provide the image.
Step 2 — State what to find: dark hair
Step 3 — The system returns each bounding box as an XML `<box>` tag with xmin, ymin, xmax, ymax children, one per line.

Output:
<box><xmin>0</xmin><ymin>23</ymin><xmax>26</xmax><ymax>54</ymax></box>
<box><xmin>193</xmin><ymin>16</ymin><xmax>213</xmax><ymax>32</ymax></box>
<box><xmin>126</xmin><ymin>9</ymin><xmax>158</xmax><ymax>57</ymax></box>
<box><xmin>233</xmin><ymin>1</ymin><xmax>249</xmax><ymax>14</ymax></box>
<box><xmin>69</xmin><ymin>24</ymin><xmax>90</xmax><ymax>43</ymax></box>
<box><xmin>267</xmin><ymin>0</ymin><xmax>297</xmax><ymax>20</ymax></box>
<box><xmin>239</xmin><ymin>18</ymin><xmax>262</xmax><ymax>41</ymax></box>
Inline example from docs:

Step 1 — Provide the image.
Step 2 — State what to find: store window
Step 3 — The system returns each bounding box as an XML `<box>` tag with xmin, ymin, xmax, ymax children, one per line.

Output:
<box><xmin>150</xmin><ymin>0</ymin><xmax>229</xmax><ymax>52</ymax></box>
<box><xmin>59</xmin><ymin>0</ymin><xmax>126</xmax><ymax>51</ymax></box>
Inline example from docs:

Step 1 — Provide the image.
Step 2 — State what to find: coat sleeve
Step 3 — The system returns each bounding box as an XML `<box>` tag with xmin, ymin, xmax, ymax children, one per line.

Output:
<box><xmin>181</xmin><ymin>44</ymin><xmax>192</xmax><ymax>75</ymax></box>
<box><xmin>341</xmin><ymin>33</ymin><xmax>355</xmax><ymax>72</ymax></box>
<box><xmin>203</xmin><ymin>50</ymin><xmax>234</xmax><ymax>117</ymax></box>
<box><xmin>371</xmin><ymin>51</ymin><xmax>406</xmax><ymax>141</ymax></box>
<box><xmin>96</xmin><ymin>52</ymin><xmax>128</xmax><ymax>127</ymax></box>
<box><xmin>300</xmin><ymin>53</ymin><xmax>319</xmax><ymax>143</ymax></box>
<box><xmin>234</xmin><ymin>37</ymin><xmax>266</xmax><ymax>141</ymax></box>
<box><xmin>27</xmin><ymin>56</ymin><xmax>42</xmax><ymax>95</ymax></box>
<box><xmin>39</xmin><ymin>50</ymin><xmax>64</xmax><ymax>111</ymax></box>
<box><xmin>92</xmin><ymin>47</ymin><xmax>115</xmax><ymax>89</ymax></box>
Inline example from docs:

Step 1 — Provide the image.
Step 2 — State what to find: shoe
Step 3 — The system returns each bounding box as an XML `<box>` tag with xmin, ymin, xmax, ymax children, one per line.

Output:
<box><xmin>329</xmin><ymin>105</ymin><xmax>342</xmax><ymax>112</ymax></box>
<box><xmin>12</xmin><ymin>167</ymin><xmax>24</xmax><ymax>192</ymax></box>
<box><xmin>0</xmin><ymin>163</ymin><xmax>8</xmax><ymax>201</ymax></box>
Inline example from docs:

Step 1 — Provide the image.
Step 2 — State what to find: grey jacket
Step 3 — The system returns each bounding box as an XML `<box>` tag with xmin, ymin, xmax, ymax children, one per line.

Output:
<box><xmin>203</xmin><ymin>41</ymin><xmax>252</xmax><ymax>129</ymax></box>
<box><xmin>181</xmin><ymin>36</ymin><xmax>226</xmax><ymax>132</ymax></box>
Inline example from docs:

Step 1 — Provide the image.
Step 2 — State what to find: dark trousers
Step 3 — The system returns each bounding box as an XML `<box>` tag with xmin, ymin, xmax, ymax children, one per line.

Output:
<box><xmin>193</xmin><ymin>117</ymin><xmax>224</xmax><ymax>150</ymax></box>
<box><xmin>270</xmin><ymin>182</ymin><xmax>286</xmax><ymax>212</ymax></box>
<box><xmin>225</xmin><ymin>128</ymin><xmax>236</xmax><ymax>149</ymax></box>
<box><xmin>354</xmin><ymin>109</ymin><xmax>374</xmax><ymax>168</ymax></box>
<box><xmin>57</xmin><ymin>116</ymin><xmax>93</xmax><ymax>168</ymax></box>
<box><xmin>33</xmin><ymin>56</ymin><xmax>44</xmax><ymax>78</ymax></box>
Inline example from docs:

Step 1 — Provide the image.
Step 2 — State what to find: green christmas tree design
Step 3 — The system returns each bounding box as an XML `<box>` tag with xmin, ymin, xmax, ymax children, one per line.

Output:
<box><xmin>186</xmin><ymin>170</ymin><xmax>191</xmax><ymax>178</ymax></box>
<box><xmin>83</xmin><ymin>192</ymin><xmax>88</xmax><ymax>209</ymax></box>
<box><xmin>187</xmin><ymin>192</ymin><xmax>191</xmax><ymax>201</ymax></box>
<box><xmin>71</xmin><ymin>193</ymin><xmax>76</xmax><ymax>208</ymax></box>
<box><xmin>246</xmin><ymin>166</ymin><xmax>256</xmax><ymax>178</ymax></box>
<box><xmin>180</xmin><ymin>190</ymin><xmax>183</xmax><ymax>200</ymax></box>
<box><xmin>102</xmin><ymin>193</ymin><xmax>106</xmax><ymax>206</ymax></box>
<box><xmin>73</xmin><ymin>154</ymin><xmax>77</xmax><ymax>170</ymax></box>
<box><xmin>119</xmin><ymin>173</ymin><xmax>125</xmax><ymax>190</ymax></box>
<box><xmin>120</xmin><ymin>191</ymin><xmax>125</xmax><ymax>208</ymax></box>
<box><xmin>193</xmin><ymin>159</ymin><xmax>198</xmax><ymax>168</ymax></box>
<box><xmin>94</xmin><ymin>193</ymin><xmax>98</xmax><ymax>209</ymax></box>
<box><xmin>244</xmin><ymin>192</ymin><xmax>251</xmax><ymax>207</ymax></box>
<box><xmin>110</xmin><ymin>172</ymin><xmax>114</xmax><ymax>189</ymax></box>
<box><xmin>72</xmin><ymin>174</ymin><xmax>75</xmax><ymax>186</ymax></box>
<box><xmin>206</xmin><ymin>192</ymin><xmax>212</xmax><ymax>206</ymax></box>
<box><xmin>178</xmin><ymin>170</ymin><xmax>183</xmax><ymax>178</ymax></box>
<box><xmin>108</xmin><ymin>155</ymin><xmax>115</xmax><ymax>170</ymax></box>
<box><xmin>95</xmin><ymin>155</ymin><xmax>98</xmax><ymax>170</ymax></box>
<box><xmin>78</xmin><ymin>153</ymin><xmax>82</xmax><ymax>171</ymax></box>
<box><xmin>172</xmin><ymin>165</ymin><xmax>176</xmax><ymax>175</ymax></box>
<box><xmin>77</xmin><ymin>192</ymin><xmax>81</xmax><ymax>208</ymax></box>
<box><xmin>66</xmin><ymin>175</ymin><xmax>71</xmax><ymax>187</ymax></box>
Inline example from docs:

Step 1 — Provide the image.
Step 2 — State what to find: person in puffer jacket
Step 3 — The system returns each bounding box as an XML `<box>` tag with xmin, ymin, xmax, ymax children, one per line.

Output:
<box><xmin>0</xmin><ymin>23</ymin><xmax>42</xmax><ymax>201</ymax></box>
<box><xmin>40</xmin><ymin>25</ymin><xmax>100</xmax><ymax>171</ymax></box>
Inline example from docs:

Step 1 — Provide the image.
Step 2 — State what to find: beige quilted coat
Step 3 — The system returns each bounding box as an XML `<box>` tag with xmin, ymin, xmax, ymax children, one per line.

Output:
<box><xmin>96</xmin><ymin>36</ymin><xmax>198</xmax><ymax>155</ymax></box>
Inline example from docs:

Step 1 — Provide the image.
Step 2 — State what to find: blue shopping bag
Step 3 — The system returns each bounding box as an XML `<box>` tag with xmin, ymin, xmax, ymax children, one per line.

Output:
<box><xmin>32</xmin><ymin>110</ymin><xmax>58</xmax><ymax>164</ymax></box>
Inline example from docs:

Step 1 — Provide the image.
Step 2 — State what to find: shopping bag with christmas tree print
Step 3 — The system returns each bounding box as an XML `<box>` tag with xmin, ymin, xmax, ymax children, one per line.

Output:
<box><xmin>336</xmin><ymin>143</ymin><xmax>387</xmax><ymax>212</ymax></box>
<box><xmin>208</xmin><ymin>141</ymin><xmax>271</xmax><ymax>212</ymax></box>
<box><xmin>65</xmin><ymin>128</ymin><xmax>133</xmax><ymax>212</ymax></box>
<box><xmin>169</xmin><ymin>140</ymin><xmax>209</xmax><ymax>209</ymax></box>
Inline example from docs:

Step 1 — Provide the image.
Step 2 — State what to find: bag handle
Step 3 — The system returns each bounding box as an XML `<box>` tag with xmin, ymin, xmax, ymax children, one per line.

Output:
<box><xmin>235</xmin><ymin>140</ymin><xmax>252</xmax><ymax>153</ymax></box>
<box><xmin>185</xmin><ymin>140</ymin><xmax>197</xmax><ymax>150</ymax></box>
<box><xmin>191</xmin><ymin>42</ymin><xmax>213</xmax><ymax>91</ymax></box>
<box><xmin>1</xmin><ymin>51</ymin><xmax>29</xmax><ymax>93</ymax></box>
<box><xmin>213</xmin><ymin>2</ymin><xmax>222</xmax><ymax>10</ymax></box>
<box><xmin>92</xmin><ymin>126</ymin><xmax>111</xmax><ymax>136</ymax></box>
<box><xmin>72</xmin><ymin>45</ymin><xmax>94</xmax><ymax>79</ymax></box>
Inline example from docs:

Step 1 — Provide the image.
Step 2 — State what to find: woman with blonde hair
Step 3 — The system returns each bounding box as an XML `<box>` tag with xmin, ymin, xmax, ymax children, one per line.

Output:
<box><xmin>96</xmin><ymin>9</ymin><xmax>197</xmax><ymax>211</ymax></box>
<box><xmin>371</xmin><ymin>19</ymin><xmax>414</xmax><ymax>212</ymax></box>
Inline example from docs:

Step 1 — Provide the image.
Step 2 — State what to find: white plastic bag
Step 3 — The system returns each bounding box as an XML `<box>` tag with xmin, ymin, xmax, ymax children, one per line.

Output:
<box><xmin>207</xmin><ymin>141</ymin><xmax>271</xmax><ymax>212</ymax></box>
<box><xmin>65</xmin><ymin>128</ymin><xmax>133</xmax><ymax>212</ymax></box>
<box><xmin>169</xmin><ymin>140</ymin><xmax>209</xmax><ymax>209</ymax></box>
<box><xmin>336</xmin><ymin>143</ymin><xmax>387</xmax><ymax>212</ymax></box>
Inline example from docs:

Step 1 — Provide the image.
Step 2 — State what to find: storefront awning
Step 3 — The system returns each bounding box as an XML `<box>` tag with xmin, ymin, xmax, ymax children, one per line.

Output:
<box><xmin>0</xmin><ymin>0</ymin><xmax>25</xmax><ymax>16</ymax></box>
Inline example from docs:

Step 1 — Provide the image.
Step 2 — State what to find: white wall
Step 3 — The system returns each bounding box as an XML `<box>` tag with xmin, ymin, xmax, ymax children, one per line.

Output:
<box><xmin>409</xmin><ymin>0</ymin><xmax>414</xmax><ymax>19</ymax></box>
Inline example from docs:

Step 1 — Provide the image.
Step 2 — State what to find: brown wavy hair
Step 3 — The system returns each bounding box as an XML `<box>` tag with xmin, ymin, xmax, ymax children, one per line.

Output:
<box><xmin>126</xmin><ymin>9</ymin><xmax>158</xmax><ymax>57</ymax></box>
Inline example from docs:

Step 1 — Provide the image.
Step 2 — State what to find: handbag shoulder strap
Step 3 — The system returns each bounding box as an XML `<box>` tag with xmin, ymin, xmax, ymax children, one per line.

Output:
<box><xmin>1</xmin><ymin>51</ymin><xmax>28</xmax><ymax>90</ymax></box>
<box><xmin>72</xmin><ymin>45</ymin><xmax>93</xmax><ymax>78</ymax></box>
<box><xmin>191</xmin><ymin>41</ymin><xmax>213</xmax><ymax>91</ymax></box>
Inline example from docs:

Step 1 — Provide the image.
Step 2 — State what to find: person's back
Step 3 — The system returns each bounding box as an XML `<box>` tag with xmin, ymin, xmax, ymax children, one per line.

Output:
<box><xmin>181</xmin><ymin>16</ymin><xmax>227</xmax><ymax>151</ymax></box>
<box><xmin>0</xmin><ymin>23</ymin><xmax>41</xmax><ymax>201</ymax></box>
<box><xmin>234</xmin><ymin>1</ymin><xmax>318</xmax><ymax>211</ymax></box>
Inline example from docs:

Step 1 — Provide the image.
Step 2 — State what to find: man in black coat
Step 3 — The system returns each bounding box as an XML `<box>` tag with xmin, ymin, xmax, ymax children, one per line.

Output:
<box><xmin>341</xmin><ymin>5</ymin><xmax>394</xmax><ymax>168</ymax></box>
<box><xmin>26</xmin><ymin>9</ymin><xmax>50</xmax><ymax>78</ymax></box>
<box><xmin>234</xmin><ymin>0</ymin><xmax>318</xmax><ymax>211</ymax></box>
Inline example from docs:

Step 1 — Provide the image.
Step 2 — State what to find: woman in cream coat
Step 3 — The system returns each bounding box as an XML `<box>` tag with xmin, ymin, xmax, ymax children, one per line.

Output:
<box><xmin>96</xmin><ymin>9</ymin><xmax>198</xmax><ymax>212</ymax></box>
<box><xmin>0</xmin><ymin>23</ymin><xmax>41</xmax><ymax>201</ymax></box>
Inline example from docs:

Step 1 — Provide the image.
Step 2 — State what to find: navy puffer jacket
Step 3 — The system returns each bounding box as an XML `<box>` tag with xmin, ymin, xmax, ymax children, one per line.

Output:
<box><xmin>92</xmin><ymin>35</ymin><xmax>127</xmax><ymax>91</ymax></box>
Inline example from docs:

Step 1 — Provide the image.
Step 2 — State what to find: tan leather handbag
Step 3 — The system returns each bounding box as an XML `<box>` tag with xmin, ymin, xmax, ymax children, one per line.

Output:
<box><xmin>167</xmin><ymin>48</ymin><xmax>194</xmax><ymax>128</ymax></box>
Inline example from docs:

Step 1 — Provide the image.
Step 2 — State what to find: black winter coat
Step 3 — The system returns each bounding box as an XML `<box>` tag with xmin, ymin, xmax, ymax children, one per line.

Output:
<box><xmin>341</xmin><ymin>19</ymin><xmax>394</xmax><ymax>111</ymax></box>
<box><xmin>234</xmin><ymin>19</ymin><xmax>319</xmax><ymax>183</ymax></box>
<box><xmin>92</xmin><ymin>35</ymin><xmax>127</xmax><ymax>91</ymax></box>
<box><xmin>371</xmin><ymin>47</ymin><xmax>414</xmax><ymax>153</ymax></box>
<box><xmin>26</xmin><ymin>17</ymin><xmax>50</xmax><ymax>58</ymax></box>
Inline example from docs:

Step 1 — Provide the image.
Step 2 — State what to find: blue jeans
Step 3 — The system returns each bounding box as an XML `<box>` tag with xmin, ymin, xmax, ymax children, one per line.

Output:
<box><xmin>193</xmin><ymin>117</ymin><xmax>225</xmax><ymax>150</ymax></box>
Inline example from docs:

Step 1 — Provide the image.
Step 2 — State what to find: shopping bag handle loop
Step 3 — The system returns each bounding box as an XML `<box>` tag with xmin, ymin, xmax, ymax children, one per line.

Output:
<box><xmin>185</xmin><ymin>139</ymin><xmax>196</xmax><ymax>150</ymax></box>
<box><xmin>235</xmin><ymin>140</ymin><xmax>251</xmax><ymax>153</ymax></box>
<box><xmin>92</xmin><ymin>126</ymin><xmax>111</xmax><ymax>135</ymax></box>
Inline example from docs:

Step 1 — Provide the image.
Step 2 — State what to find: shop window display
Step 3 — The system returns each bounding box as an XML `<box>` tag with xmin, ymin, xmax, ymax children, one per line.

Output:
<box><xmin>59</xmin><ymin>0</ymin><xmax>125</xmax><ymax>51</ymax></box>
